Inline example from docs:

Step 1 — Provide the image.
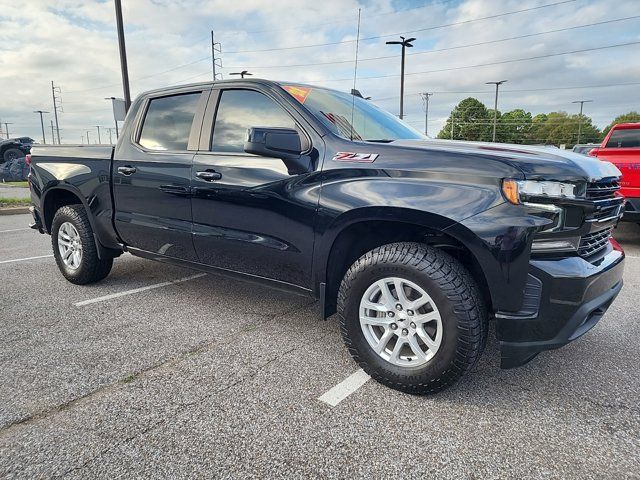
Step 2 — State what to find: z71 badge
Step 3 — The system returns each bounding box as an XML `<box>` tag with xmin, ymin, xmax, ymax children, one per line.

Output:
<box><xmin>332</xmin><ymin>152</ymin><xmax>379</xmax><ymax>163</ymax></box>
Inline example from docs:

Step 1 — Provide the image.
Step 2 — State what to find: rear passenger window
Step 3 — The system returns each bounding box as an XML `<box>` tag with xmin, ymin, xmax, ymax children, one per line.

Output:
<box><xmin>211</xmin><ymin>89</ymin><xmax>296</xmax><ymax>152</ymax></box>
<box><xmin>139</xmin><ymin>92</ymin><xmax>201</xmax><ymax>151</ymax></box>
<box><xmin>606</xmin><ymin>129</ymin><xmax>640</xmax><ymax>148</ymax></box>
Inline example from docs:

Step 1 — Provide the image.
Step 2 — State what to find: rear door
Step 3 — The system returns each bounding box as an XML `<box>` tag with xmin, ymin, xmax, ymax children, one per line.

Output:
<box><xmin>112</xmin><ymin>89</ymin><xmax>209</xmax><ymax>261</ymax></box>
<box><xmin>190</xmin><ymin>86</ymin><xmax>321</xmax><ymax>289</ymax></box>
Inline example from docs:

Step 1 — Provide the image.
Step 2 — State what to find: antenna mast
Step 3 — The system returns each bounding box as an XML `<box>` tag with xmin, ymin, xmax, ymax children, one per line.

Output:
<box><xmin>350</xmin><ymin>8</ymin><xmax>361</xmax><ymax>141</ymax></box>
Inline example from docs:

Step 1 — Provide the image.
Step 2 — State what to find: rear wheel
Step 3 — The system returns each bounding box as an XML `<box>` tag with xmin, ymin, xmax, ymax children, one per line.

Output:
<box><xmin>51</xmin><ymin>205</ymin><xmax>113</xmax><ymax>284</ymax></box>
<box><xmin>3</xmin><ymin>148</ymin><xmax>22</xmax><ymax>162</ymax></box>
<box><xmin>337</xmin><ymin>242</ymin><xmax>487</xmax><ymax>394</ymax></box>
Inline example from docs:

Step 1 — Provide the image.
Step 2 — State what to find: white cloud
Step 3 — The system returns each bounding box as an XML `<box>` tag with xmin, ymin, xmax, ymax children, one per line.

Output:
<box><xmin>0</xmin><ymin>0</ymin><xmax>638</xmax><ymax>143</ymax></box>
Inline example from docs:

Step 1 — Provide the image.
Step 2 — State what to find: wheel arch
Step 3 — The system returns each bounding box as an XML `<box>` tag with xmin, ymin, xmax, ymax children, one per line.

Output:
<box><xmin>316</xmin><ymin>207</ymin><xmax>492</xmax><ymax>319</ymax></box>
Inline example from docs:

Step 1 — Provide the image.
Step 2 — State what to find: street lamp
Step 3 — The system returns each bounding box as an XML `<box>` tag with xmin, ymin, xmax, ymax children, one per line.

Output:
<box><xmin>34</xmin><ymin>110</ymin><xmax>49</xmax><ymax>144</ymax></box>
<box><xmin>386</xmin><ymin>36</ymin><xmax>415</xmax><ymax>119</ymax></box>
<box><xmin>572</xmin><ymin>100</ymin><xmax>593</xmax><ymax>145</ymax></box>
<box><xmin>230</xmin><ymin>70</ymin><xmax>252</xmax><ymax>78</ymax></box>
<box><xmin>486</xmin><ymin>80</ymin><xmax>508</xmax><ymax>142</ymax></box>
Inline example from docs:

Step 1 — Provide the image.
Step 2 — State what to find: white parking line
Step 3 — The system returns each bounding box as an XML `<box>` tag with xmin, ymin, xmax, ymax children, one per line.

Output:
<box><xmin>0</xmin><ymin>228</ymin><xmax>31</xmax><ymax>233</ymax></box>
<box><xmin>318</xmin><ymin>369</ymin><xmax>371</xmax><ymax>407</ymax></box>
<box><xmin>74</xmin><ymin>273</ymin><xmax>206</xmax><ymax>307</ymax></box>
<box><xmin>0</xmin><ymin>254</ymin><xmax>54</xmax><ymax>264</ymax></box>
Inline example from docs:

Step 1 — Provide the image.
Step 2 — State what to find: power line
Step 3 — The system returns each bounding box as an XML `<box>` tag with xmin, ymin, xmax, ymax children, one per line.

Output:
<box><xmin>223</xmin><ymin>0</ymin><xmax>576</xmax><ymax>53</ymax></box>
<box><xmin>318</xmin><ymin>40</ymin><xmax>640</xmax><ymax>83</ymax></box>
<box><xmin>212</xmin><ymin>0</ymin><xmax>459</xmax><ymax>36</ymax></box>
<box><xmin>228</xmin><ymin>15</ymin><xmax>640</xmax><ymax>69</ymax></box>
<box><xmin>63</xmin><ymin>0</ymin><xmax>579</xmax><ymax>95</ymax></box>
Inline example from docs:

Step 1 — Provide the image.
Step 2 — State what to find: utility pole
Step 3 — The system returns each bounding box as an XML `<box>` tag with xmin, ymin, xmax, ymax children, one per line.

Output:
<box><xmin>420</xmin><ymin>92</ymin><xmax>433</xmax><ymax>136</ymax></box>
<box><xmin>50</xmin><ymin>120</ymin><xmax>56</xmax><ymax>144</ymax></box>
<box><xmin>51</xmin><ymin>81</ymin><xmax>62</xmax><ymax>144</ymax></box>
<box><xmin>572</xmin><ymin>99</ymin><xmax>593</xmax><ymax>145</ymax></box>
<box><xmin>3</xmin><ymin>122</ymin><xmax>12</xmax><ymax>139</ymax></box>
<box><xmin>34</xmin><ymin>110</ymin><xmax>49</xmax><ymax>144</ymax></box>
<box><xmin>230</xmin><ymin>70</ymin><xmax>252</xmax><ymax>79</ymax></box>
<box><xmin>95</xmin><ymin>126</ymin><xmax>102</xmax><ymax>144</ymax></box>
<box><xmin>211</xmin><ymin>31</ymin><xmax>222</xmax><ymax>81</ymax></box>
<box><xmin>114</xmin><ymin>0</ymin><xmax>132</xmax><ymax>112</ymax></box>
<box><xmin>386</xmin><ymin>36</ymin><xmax>415</xmax><ymax>120</ymax></box>
<box><xmin>486</xmin><ymin>80</ymin><xmax>507</xmax><ymax>142</ymax></box>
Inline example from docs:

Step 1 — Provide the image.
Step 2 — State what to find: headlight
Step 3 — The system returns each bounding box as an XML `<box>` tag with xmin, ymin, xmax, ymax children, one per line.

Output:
<box><xmin>531</xmin><ymin>237</ymin><xmax>580</xmax><ymax>253</ymax></box>
<box><xmin>502</xmin><ymin>179</ymin><xmax>577</xmax><ymax>205</ymax></box>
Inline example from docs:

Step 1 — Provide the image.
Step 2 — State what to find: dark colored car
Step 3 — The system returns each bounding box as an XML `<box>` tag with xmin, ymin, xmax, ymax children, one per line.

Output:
<box><xmin>28</xmin><ymin>80</ymin><xmax>625</xmax><ymax>394</ymax></box>
<box><xmin>1</xmin><ymin>137</ymin><xmax>34</xmax><ymax>163</ymax></box>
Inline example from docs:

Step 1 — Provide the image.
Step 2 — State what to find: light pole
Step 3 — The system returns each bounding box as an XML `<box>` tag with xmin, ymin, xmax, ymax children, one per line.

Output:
<box><xmin>386</xmin><ymin>36</ymin><xmax>415</xmax><ymax>120</ymax></box>
<box><xmin>34</xmin><ymin>110</ymin><xmax>49</xmax><ymax>144</ymax></box>
<box><xmin>3</xmin><ymin>122</ymin><xmax>12</xmax><ymax>139</ymax></box>
<box><xmin>420</xmin><ymin>92</ymin><xmax>433</xmax><ymax>136</ymax></box>
<box><xmin>486</xmin><ymin>80</ymin><xmax>508</xmax><ymax>142</ymax></box>
<box><xmin>572</xmin><ymin>100</ymin><xmax>593</xmax><ymax>145</ymax></box>
<box><xmin>107</xmin><ymin>127</ymin><xmax>114</xmax><ymax>145</ymax></box>
<box><xmin>95</xmin><ymin>126</ymin><xmax>102</xmax><ymax>144</ymax></box>
<box><xmin>230</xmin><ymin>70</ymin><xmax>252</xmax><ymax>79</ymax></box>
<box><xmin>86</xmin><ymin>130</ymin><xmax>91</xmax><ymax>144</ymax></box>
<box><xmin>114</xmin><ymin>0</ymin><xmax>131</xmax><ymax>112</ymax></box>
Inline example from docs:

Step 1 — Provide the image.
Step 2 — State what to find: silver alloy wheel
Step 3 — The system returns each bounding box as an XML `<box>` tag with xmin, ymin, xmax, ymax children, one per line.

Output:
<box><xmin>57</xmin><ymin>221</ymin><xmax>83</xmax><ymax>270</ymax></box>
<box><xmin>359</xmin><ymin>277</ymin><xmax>443</xmax><ymax>367</ymax></box>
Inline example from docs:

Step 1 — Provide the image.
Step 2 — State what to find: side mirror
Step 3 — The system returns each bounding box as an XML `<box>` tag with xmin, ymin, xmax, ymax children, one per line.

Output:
<box><xmin>244</xmin><ymin>127</ymin><xmax>310</xmax><ymax>174</ymax></box>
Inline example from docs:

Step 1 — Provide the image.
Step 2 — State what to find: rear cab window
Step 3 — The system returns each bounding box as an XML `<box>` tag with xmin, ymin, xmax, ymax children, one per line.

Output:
<box><xmin>138</xmin><ymin>92</ymin><xmax>202</xmax><ymax>151</ymax></box>
<box><xmin>606</xmin><ymin>128</ymin><xmax>640</xmax><ymax>148</ymax></box>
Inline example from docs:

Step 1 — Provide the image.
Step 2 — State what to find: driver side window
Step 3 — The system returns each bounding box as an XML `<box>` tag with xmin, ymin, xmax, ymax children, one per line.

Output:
<box><xmin>211</xmin><ymin>89</ymin><xmax>296</xmax><ymax>153</ymax></box>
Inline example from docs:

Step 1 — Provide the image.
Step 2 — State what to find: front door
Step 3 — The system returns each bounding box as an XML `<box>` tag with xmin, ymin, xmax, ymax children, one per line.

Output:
<box><xmin>113</xmin><ymin>90</ymin><xmax>207</xmax><ymax>261</ymax></box>
<box><xmin>191</xmin><ymin>87</ymin><xmax>320</xmax><ymax>289</ymax></box>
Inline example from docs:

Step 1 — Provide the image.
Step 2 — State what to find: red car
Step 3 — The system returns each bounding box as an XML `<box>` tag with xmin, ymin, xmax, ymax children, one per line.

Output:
<box><xmin>589</xmin><ymin>123</ymin><xmax>640</xmax><ymax>222</ymax></box>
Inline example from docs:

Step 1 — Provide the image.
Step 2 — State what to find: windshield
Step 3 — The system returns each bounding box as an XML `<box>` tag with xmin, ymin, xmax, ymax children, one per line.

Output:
<box><xmin>280</xmin><ymin>84</ymin><xmax>424</xmax><ymax>142</ymax></box>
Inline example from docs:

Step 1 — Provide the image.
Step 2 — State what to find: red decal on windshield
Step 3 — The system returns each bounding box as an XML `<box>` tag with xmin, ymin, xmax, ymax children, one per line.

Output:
<box><xmin>332</xmin><ymin>152</ymin><xmax>378</xmax><ymax>163</ymax></box>
<box><xmin>282</xmin><ymin>85</ymin><xmax>311</xmax><ymax>104</ymax></box>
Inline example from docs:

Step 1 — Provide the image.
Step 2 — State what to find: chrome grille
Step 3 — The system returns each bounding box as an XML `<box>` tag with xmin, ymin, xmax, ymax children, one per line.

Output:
<box><xmin>586</xmin><ymin>178</ymin><xmax>620</xmax><ymax>200</ymax></box>
<box><xmin>578</xmin><ymin>226</ymin><xmax>613</xmax><ymax>258</ymax></box>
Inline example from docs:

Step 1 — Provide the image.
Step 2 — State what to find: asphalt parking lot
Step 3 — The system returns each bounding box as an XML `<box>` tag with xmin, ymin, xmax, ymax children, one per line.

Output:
<box><xmin>0</xmin><ymin>213</ymin><xmax>638</xmax><ymax>479</ymax></box>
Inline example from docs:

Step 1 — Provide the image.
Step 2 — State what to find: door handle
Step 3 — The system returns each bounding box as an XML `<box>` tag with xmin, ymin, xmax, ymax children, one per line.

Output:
<box><xmin>196</xmin><ymin>170</ymin><xmax>222</xmax><ymax>181</ymax></box>
<box><xmin>117</xmin><ymin>166</ymin><xmax>137</xmax><ymax>176</ymax></box>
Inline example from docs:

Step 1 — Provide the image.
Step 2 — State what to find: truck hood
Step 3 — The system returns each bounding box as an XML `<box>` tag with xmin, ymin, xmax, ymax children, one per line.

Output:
<box><xmin>390</xmin><ymin>139</ymin><xmax>621</xmax><ymax>183</ymax></box>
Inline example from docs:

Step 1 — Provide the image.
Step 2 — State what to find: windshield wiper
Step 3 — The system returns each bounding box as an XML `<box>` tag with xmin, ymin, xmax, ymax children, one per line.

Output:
<box><xmin>364</xmin><ymin>139</ymin><xmax>394</xmax><ymax>143</ymax></box>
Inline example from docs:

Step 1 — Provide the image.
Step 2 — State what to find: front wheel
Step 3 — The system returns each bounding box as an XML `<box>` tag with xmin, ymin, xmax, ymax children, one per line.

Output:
<box><xmin>337</xmin><ymin>242</ymin><xmax>487</xmax><ymax>394</ymax></box>
<box><xmin>51</xmin><ymin>205</ymin><xmax>113</xmax><ymax>284</ymax></box>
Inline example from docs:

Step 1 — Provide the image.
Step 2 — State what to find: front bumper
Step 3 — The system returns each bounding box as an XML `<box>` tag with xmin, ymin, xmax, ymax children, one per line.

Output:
<box><xmin>496</xmin><ymin>242</ymin><xmax>624</xmax><ymax>368</ymax></box>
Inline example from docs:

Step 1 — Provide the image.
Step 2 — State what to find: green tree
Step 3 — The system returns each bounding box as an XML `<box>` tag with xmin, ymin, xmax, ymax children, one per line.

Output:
<box><xmin>497</xmin><ymin>109</ymin><xmax>532</xmax><ymax>144</ymax></box>
<box><xmin>526</xmin><ymin>111</ymin><xmax>600</xmax><ymax>147</ymax></box>
<box><xmin>437</xmin><ymin>97</ymin><xmax>493</xmax><ymax>141</ymax></box>
<box><xmin>602</xmin><ymin>111</ymin><xmax>640</xmax><ymax>137</ymax></box>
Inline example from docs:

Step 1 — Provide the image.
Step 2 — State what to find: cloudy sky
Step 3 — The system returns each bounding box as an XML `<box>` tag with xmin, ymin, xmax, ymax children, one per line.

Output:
<box><xmin>0</xmin><ymin>0</ymin><xmax>639</xmax><ymax>144</ymax></box>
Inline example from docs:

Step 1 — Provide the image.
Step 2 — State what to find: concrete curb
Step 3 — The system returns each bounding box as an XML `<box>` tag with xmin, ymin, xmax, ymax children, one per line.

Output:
<box><xmin>0</xmin><ymin>206</ymin><xmax>30</xmax><ymax>215</ymax></box>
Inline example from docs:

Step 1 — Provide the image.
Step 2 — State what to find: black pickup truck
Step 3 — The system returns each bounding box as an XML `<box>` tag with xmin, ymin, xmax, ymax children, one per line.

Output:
<box><xmin>28</xmin><ymin>80</ymin><xmax>625</xmax><ymax>394</ymax></box>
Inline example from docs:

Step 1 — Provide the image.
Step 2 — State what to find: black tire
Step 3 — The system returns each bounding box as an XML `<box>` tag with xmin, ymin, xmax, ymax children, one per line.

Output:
<box><xmin>3</xmin><ymin>148</ymin><xmax>23</xmax><ymax>163</ymax></box>
<box><xmin>51</xmin><ymin>204</ymin><xmax>113</xmax><ymax>284</ymax></box>
<box><xmin>337</xmin><ymin>242</ymin><xmax>487</xmax><ymax>394</ymax></box>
